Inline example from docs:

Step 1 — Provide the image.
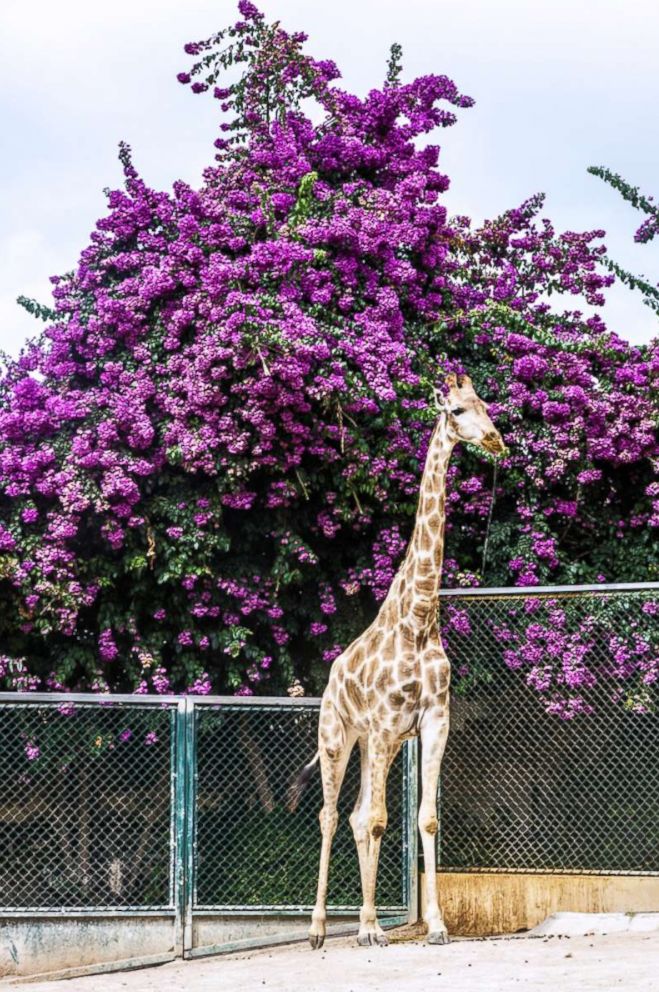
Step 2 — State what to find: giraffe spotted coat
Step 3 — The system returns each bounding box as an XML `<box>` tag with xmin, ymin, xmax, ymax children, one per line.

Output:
<box><xmin>306</xmin><ymin>374</ymin><xmax>505</xmax><ymax>949</ymax></box>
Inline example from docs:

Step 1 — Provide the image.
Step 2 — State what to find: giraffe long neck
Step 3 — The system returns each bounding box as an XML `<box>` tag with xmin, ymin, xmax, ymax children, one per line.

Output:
<box><xmin>396</xmin><ymin>413</ymin><xmax>454</xmax><ymax>628</ymax></box>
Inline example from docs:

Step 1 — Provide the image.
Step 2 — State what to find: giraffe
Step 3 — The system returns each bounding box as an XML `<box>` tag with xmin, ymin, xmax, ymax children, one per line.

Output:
<box><xmin>291</xmin><ymin>373</ymin><xmax>506</xmax><ymax>949</ymax></box>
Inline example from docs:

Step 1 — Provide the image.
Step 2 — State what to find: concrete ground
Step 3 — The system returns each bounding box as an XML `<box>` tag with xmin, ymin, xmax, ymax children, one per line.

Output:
<box><xmin>15</xmin><ymin>930</ymin><xmax>659</xmax><ymax>992</ymax></box>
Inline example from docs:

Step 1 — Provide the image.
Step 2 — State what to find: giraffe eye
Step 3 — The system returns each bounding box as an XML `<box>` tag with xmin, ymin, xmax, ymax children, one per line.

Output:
<box><xmin>451</xmin><ymin>407</ymin><xmax>465</xmax><ymax>416</ymax></box>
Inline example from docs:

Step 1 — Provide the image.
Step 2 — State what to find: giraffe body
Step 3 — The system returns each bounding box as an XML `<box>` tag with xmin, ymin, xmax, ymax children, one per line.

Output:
<box><xmin>321</xmin><ymin>610</ymin><xmax>448</xmax><ymax>745</ymax></box>
<box><xmin>306</xmin><ymin>374</ymin><xmax>505</xmax><ymax>948</ymax></box>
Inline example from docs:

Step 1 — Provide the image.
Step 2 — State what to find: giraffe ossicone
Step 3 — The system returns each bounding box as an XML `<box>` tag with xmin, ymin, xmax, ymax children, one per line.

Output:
<box><xmin>295</xmin><ymin>373</ymin><xmax>506</xmax><ymax>949</ymax></box>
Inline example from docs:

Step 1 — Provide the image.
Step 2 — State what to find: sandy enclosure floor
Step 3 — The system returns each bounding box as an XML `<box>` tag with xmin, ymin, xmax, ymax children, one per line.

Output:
<box><xmin>15</xmin><ymin>931</ymin><xmax>659</xmax><ymax>992</ymax></box>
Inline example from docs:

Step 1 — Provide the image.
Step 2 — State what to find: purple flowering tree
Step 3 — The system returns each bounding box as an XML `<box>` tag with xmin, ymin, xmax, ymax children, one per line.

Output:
<box><xmin>586</xmin><ymin>166</ymin><xmax>659</xmax><ymax>314</ymax></box>
<box><xmin>0</xmin><ymin>2</ymin><xmax>657</xmax><ymax>708</ymax></box>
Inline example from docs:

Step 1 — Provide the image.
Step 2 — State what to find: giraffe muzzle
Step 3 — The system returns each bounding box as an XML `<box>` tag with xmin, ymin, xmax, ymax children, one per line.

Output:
<box><xmin>482</xmin><ymin>432</ymin><xmax>506</xmax><ymax>455</ymax></box>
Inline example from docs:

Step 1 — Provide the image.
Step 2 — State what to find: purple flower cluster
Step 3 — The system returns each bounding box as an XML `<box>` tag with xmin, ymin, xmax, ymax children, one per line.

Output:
<box><xmin>452</xmin><ymin>596</ymin><xmax>659</xmax><ymax>718</ymax></box>
<box><xmin>0</xmin><ymin>3</ymin><xmax>657</xmax><ymax>706</ymax></box>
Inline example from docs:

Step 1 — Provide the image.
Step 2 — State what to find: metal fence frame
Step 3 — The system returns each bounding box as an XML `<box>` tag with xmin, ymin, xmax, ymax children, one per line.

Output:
<box><xmin>0</xmin><ymin>693</ymin><xmax>418</xmax><ymax>964</ymax></box>
<box><xmin>1</xmin><ymin>580</ymin><xmax>657</xmax><ymax>974</ymax></box>
<box><xmin>435</xmin><ymin>580</ymin><xmax>659</xmax><ymax>878</ymax></box>
<box><xmin>440</xmin><ymin>581</ymin><xmax>659</xmax><ymax>598</ymax></box>
<box><xmin>0</xmin><ymin>697</ymin><xmax>181</xmax><ymax>919</ymax></box>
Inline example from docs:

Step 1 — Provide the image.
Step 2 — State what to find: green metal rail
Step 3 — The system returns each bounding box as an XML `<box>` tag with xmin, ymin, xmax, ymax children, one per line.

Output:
<box><xmin>0</xmin><ymin>694</ymin><xmax>417</xmax><ymax>965</ymax></box>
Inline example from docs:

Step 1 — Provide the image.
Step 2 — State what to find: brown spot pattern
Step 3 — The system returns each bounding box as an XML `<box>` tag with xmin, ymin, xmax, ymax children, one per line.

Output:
<box><xmin>310</xmin><ymin>384</ymin><xmax>500</xmax><ymax>940</ymax></box>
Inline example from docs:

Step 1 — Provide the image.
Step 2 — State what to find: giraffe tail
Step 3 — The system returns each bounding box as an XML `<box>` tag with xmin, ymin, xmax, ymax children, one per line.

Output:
<box><xmin>286</xmin><ymin>751</ymin><xmax>320</xmax><ymax>812</ymax></box>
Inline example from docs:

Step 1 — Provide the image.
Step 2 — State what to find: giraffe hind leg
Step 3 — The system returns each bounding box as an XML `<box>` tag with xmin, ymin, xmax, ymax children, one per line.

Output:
<box><xmin>356</xmin><ymin>738</ymin><xmax>396</xmax><ymax>947</ymax></box>
<box><xmin>349</xmin><ymin>737</ymin><xmax>388</xmax><ymax>946</ymax></box>
<box><xmin>309</xmin><ymin>705</ymin><xmax>355</xmax><ymax>949</ymax></box>
<box><xmin>349</xmin><ymin>737</ymin><xmax>370</xmax><ymax>893</ymax></box>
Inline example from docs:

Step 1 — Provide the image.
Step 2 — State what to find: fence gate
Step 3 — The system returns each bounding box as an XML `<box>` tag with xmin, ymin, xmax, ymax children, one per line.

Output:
<box><xmin>186</xmin><ymin>698</ymin><xmax>417</xmax><ymax>956</ymax></box>
<box><xmin>0</xmin><ymin>694</ymin><xmax>416</xmax><ymax>978</ymax></box>
<box><xmin>0</xmin><ymin>698</ymin><xmax>181</xmax><ymax>979</ymax></box>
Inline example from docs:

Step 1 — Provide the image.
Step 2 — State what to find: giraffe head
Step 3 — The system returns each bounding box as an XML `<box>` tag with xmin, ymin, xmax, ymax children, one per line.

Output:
<box><xmin>440</xmin><ymin>373</ymin><xmax>506</xmax><ymax>456</ymax></box>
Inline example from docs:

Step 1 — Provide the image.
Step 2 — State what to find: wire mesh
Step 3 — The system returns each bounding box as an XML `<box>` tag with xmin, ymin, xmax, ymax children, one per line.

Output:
<box><xmin>194</xmin><ymin>703</ymin><xmax>409</xmax><ymax>912</ymax></box>
<box><xmin>0</xmin><ymin>702</ymin><xmax>174</xmax><ymax>910</ymax></box>
<box><xmin>2</xmin><ymin>585</ymin><xmax>655</xmax><ymax>918</ymax></box>
<box><xmin>438</xmin><ymin>588</ymin><xmax>659</xmax><ymax>874</ymax></box>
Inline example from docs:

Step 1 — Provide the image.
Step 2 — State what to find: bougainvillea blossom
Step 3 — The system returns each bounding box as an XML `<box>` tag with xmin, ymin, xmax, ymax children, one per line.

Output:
<box><xmin>0</xmin><ymin>2</ymin><xmax>657</xmax><ymax>713</ymax></box>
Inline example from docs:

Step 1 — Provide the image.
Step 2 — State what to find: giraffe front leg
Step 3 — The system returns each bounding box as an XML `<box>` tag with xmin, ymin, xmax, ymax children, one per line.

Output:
<box><xmin>309</xmin><ymin>720</ymin><xmax>354</xmax><ymax>949</ymax></box>
<box><xmin>419</xmin><ymin>712</ymin><xmax>450</xmax><ymax>944</ymax></box>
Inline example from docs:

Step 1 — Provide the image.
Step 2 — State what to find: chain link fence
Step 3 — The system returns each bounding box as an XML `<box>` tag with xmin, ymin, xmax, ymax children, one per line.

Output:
<box><xmin>1</xmin><ymin>583</ymin><xmax>657</xmax><ymax>970</ymax></box>
<box><xmin>0</xmin><ymin>700</ymin><xmax>175</xmax><ymax>912</ymax></box>
<box><xmin>0</xmin><ymin>696</ymin><xmax>414</xmax><ymax>936</ymax></box>
<box><xmin>194</xmin><ymin>702</ymin><xmax>411</xmax><ymax>914</ymax></box>
<box><xmin>438</xmin><ymin>584</ymin><xmax>659</xmax><ymax>875</ymax></box>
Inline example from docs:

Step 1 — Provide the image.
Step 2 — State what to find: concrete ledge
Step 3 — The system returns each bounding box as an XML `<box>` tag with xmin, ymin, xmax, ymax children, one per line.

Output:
<box><xmin>0</xmin><ymin>914</ymin><xmax>372</xmax><ymax>979</ymax></box>
<box><xmin>3</xmin><ymin>951</ymin><xmax>175</xmax><ymax>985</ymax></box>
<box><xmin>0</xmin><ymin>916</ymin><xmax>176</xmax><ymax>981</ymax></box>
<box><xmin>427</xmin><ymin>871</ymin><xmax>659</xmax><ymax>936</ymax></box>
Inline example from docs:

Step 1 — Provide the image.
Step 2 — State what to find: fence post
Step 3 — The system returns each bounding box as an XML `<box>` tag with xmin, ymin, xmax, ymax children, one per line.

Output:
<box><xmin>183</xmin><ymin>697</ymin><xmax>196</xmax><ymax>957</ymax></box>
<box><xmin>404</xmin><ymin>737</ymin><xmax>419</xmax><ymax>924</ymax></box>
<box><xmin>173</xmin><ymin>699</ymin><xmax>187</xmax><ymax>957</ymax></box>
<box><xmin>173</xmin><ymin>697</ymin><xmax>196</xmax><ymax>958</ymax></box>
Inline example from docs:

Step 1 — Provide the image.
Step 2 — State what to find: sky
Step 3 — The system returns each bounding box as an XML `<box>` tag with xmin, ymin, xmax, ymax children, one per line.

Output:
<box><xmin>1</xmin><ymin>0</ymin><xmax>658</xmax><ymax>358</ymax></box>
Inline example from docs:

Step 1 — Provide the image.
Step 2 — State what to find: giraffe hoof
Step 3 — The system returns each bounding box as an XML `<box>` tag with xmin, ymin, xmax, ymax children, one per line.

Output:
<box><xmin>309</xmin><ymin>933</ymin><xmax>325</xmax><ymax>950</ymax></box>
<box><xmin>427</xmin><ymin>930</ymin><xmax>450</xmax><ymax>945</ymax></box>
<box><xmin>357</xmin><ymin>931</ymin><xmax>389</xmax><ymax>947</ymax></box>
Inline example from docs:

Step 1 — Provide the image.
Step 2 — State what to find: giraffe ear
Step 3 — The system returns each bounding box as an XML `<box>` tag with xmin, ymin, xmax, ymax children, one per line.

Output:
<box><xmin>445</xmin><ymin>373</ymin><xmax>458</xmax><ymax>389</ymax></box>
<box><xmin>457</xmin><ymin>374</ymin><xmax>472</xmax><ymax>388</ymax></box>
<box><xmin>433</xmin><ymin>386</ymin><xmax>447</xmax><ymax>411</ymax></box>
